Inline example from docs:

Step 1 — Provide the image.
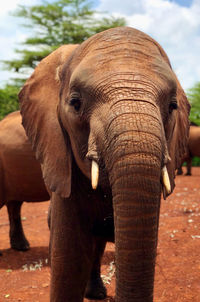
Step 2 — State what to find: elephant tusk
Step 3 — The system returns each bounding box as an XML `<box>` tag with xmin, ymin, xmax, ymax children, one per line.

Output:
<box><xmin>162</xmin><ymin>165</ymin><xmax>171</xmax><ymax>195</ymax></box>
<box><xmin>91</xmin><ymin>160</ymin><xmax>99</xmax><ymax>190</ymax></box>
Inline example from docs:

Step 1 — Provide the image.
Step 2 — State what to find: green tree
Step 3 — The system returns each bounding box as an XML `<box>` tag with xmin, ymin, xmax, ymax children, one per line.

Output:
<box><xmin>188</xmin><ymin>82</ymin><xmax>200</xmax><ymax>126</ymax></box>
<box><xmin>0</xmin><ymin>85</ymin><xmax>19</xmax><ymax>120</ymax></box>
<box><xmin>0</xmin><ymin>0</ymin><xmax>126</xmax><ymax>120</ymax></box>
<box><xmin>3</xmin><ymin>0</ymin><xmax>126</xmax><ymax>80</ymax></box>
<box><xmin>184</xmin><ymin>81</ymin><xmax>200</xmax><ymax>166</ymax></box>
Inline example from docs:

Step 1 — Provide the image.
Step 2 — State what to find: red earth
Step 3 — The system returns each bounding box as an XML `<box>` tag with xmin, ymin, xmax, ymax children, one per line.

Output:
<box><xmin>1</xmin><ymin>167</ymin><xmax>200</xmax><ymax>302</ymax></box>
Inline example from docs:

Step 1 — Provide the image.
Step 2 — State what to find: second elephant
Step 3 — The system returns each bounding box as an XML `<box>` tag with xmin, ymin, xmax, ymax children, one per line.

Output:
<box><xmin>0</xmin><ymin>111</ymin><xmax>49</xmax><ymax>251</ymax></box>
<box><xmin>177</xmin><ymin>124</ymin><xmax>200</xmax><ymax>175</ymax></box>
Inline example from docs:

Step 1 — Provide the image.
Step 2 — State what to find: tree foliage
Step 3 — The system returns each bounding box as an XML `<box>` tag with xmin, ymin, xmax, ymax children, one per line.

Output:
<box><xmin>0</xmin><ymin>85</ymin><xmax>20</xmax><ymax>120</ymax></box>
<box><xmin>188</xmin><ymin>82</ymin><xmax>200</xmax><ymax>126</ymax></box>
<box><xmin>182</xmin><ymin>82</ymin><xmax>200</xmax><ymax>166</ymax></box>
<box><xmin>0</xmin><ymin>0</ymin><xmax>126</xmax><ymax>120</ymax></box>
<box><xmin>4</xmin><ymin>0</ymin><xmax>126</xmax><ymax>78</ymax></box>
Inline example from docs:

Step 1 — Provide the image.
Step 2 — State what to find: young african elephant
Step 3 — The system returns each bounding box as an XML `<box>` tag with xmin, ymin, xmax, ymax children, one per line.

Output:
<box><xmin>177</xmin><ymin>125</ymin><xmax>200</xmax><ymax>175</ymax></box>
<box><xmin>19</xmin><ymin>27</ymin><xmax>190</xmax><ymax>302</ymax></box>
<box><xmin>0</xmin><ymin>111</ymin><xmax>50</xmax><ymax>251</ymax></box>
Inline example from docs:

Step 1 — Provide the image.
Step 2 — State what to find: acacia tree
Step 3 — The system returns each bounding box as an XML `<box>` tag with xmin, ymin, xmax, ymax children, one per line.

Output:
<box><xmin>0</xmin><ymin>0</ymin><xmax>126</xmax><ymax>119</ymax></box>
<box><xmin>4</xmin><ymin>0</ymin><xmax>125</xmax><ymax>80</ymax></box>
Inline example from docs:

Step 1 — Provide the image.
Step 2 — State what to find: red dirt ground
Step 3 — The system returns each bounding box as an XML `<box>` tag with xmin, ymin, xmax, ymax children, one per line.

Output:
<box><xmin>1</xmin><ymin>167</ymin><xmax>200</xmax><ymax>302</ymax></box>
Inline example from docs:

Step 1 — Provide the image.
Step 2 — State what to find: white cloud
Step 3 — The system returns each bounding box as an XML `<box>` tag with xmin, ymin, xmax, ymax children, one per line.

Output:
<box><xmin>0</xmin><ymin>0</ymin><xmax>37</xmax><ymax>86</ymax></box>
<box><xmin>97</xmin><ymin>0</ymin><xmax>200</xmax><ymax>90</ymax></box>
<box><xmin>0</xmin><ymin>0</ymin><xmax>37</xmax><ymax>15</ymax></box>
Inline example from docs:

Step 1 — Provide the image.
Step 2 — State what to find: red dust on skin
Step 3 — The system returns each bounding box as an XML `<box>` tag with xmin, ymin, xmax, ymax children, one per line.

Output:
<box><xmin>0</xmin><ymin>167</ymin><xmax>200</xmax><ymax>302</ymax></box>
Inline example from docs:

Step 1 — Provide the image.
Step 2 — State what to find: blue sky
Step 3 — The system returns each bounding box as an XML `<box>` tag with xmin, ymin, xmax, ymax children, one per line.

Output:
<box><xmin>169</xmin><ymin>0</ymin><xmax>193</xmax><ymax>6</ymax></box>
<box><xmin>0</xmin><ymin>0</ymin><xmax>199</xmax><ymax>91</ymax></box>
<box><xmin>95</xmin><ymin>0</ymin><xmax>194</xmax><ymax>8</ymax></box>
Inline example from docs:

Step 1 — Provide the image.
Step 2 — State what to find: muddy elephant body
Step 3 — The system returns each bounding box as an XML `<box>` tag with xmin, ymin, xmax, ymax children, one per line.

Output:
<box><xmin>19</xmin><ymin>27</ymin><xmax>190</xmax><ymax>301</ymax></box>
<box><xmin>0</xmin><ymin>111</ymin><xmax>49</xmax><ymax>251</ymax></box>
<box><xmin>177</xmin><ymin>125</ymin><xmax>200</xmax><ymax>175</ymax></box>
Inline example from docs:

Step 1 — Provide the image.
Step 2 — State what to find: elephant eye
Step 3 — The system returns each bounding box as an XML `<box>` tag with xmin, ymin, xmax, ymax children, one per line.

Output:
<box><xmin>69</xmin><ymin>98</ymin><xmax>81</xmax><ymax>112</ymax></box>
<box><xmin>169</xmin><ymin>101</ymin><xmax>178</xmax><ymax>114</ymax></box>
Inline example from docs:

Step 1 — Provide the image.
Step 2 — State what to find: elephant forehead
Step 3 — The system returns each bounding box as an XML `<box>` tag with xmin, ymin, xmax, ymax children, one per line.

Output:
<box><xmin>69</xmin><ymin>47</ymin><xmax>174</xmax><ymax>88</ymax></box>
<box><xmin>65</xmin><ymin>27</ymin><xmax>177</xmax><ymax>93</ymax></box>
<box><xmin>72</xmin><ymin>50</ymin><xmax>161</xmax><ymax>73</ymax></box>
<box><xmin>69</xmin><ymin>56</ymin><xmax>176</xmax><ymax>97</ymax></box>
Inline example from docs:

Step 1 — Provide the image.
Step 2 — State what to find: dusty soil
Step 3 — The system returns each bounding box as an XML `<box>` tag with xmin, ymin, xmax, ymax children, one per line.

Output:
<box><xmin>1</xmin><ymin>167</ymin><xmax>200</xmax><ymax>302</ymax></box>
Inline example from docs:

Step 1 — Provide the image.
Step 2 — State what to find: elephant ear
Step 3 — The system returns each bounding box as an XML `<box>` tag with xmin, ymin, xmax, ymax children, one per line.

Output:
<box><xmin>153</xmin><ymin>40</ymin><xmax>190</xmax><ymax>194</ymax></box>
<box><xmin>19</xmin><ymin>45</ymin><xmax>78</xmax><ymax>198</ymax></box>
<box><xmin>167</xmin><ymin>76</ymin><xmax>190</xmax><ymax>193</ymax></box>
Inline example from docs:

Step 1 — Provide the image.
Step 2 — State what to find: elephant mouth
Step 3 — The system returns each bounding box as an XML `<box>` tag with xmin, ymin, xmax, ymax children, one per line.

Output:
<box><xmin>89</xmin><ymin>156</ymin><xmax>171</xmax><ymax>199</ymax></box>
<box><xmin>86</xmin><ymin>128</ymin><xmax>171</xmax><ymax>197</ymax></box>
<box><xmin>92</xmin><ymin>214</ymin><xmax>114</xmax><ymax>242</ymax></box>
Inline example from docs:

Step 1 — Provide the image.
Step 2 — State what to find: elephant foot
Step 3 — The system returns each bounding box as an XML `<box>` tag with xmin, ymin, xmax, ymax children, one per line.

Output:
<box><xmin>10</xmin><ymin>236</ymin><xmax>30</xmax><ymax>251</ymax></box>
<box><xmin>85</xmin><ymin>276</ymin><xmax>107</xmax><ymax>300</ymax></box>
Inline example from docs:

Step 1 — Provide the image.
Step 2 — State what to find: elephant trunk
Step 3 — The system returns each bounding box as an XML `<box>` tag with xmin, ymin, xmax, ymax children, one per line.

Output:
<box><xmin>103</xmin><ymin>101</ymin><xmax>163</xmax><ymax>301</ymax></box>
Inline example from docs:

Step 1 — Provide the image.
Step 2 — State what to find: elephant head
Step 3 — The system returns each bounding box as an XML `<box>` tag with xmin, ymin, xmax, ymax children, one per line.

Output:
<box><xmin>19</xmin><ymin>27</ymin><xmax>190</xmax><ymax>301</ymax></box>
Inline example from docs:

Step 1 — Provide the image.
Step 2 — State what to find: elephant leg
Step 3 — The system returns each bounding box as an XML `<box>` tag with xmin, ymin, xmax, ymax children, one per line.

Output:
<box><xmin>6</xmin><ymin>201</ymin><xmax>30</xmax><ymax>251</ymax></box>
<box><xmin>186</xmin><ymin>158</ymin><xmax>192</xmax><ymax>175</ymax></box>
<box><xmin>49</xmin><ymin>198</ymin><xmax>106</xmax><ymax>301</ymax></box>
<box><xmin>85</xmin><ymin>237</ymin><xmax>107</xmax><ymax>300</ymax></box>
<box><xmin>50</xmin><ymin>194</ymin><xmax>94</xmax><ymax>302</ymax></box>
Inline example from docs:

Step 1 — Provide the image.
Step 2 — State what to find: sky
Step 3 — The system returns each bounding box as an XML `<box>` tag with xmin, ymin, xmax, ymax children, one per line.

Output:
<box><xmin>0</xmin><ymin>0</ymin><xmax>199</xmax><ymax>91</ymax></box>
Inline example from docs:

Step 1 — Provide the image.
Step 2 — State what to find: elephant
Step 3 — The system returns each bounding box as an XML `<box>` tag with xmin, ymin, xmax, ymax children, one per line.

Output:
<box><xmin>0</xmin><ymin>111</ymin><xmax>50</xmax><ymax>251</ymax></box>
<box><xmin>177</xmin><ymin>124</ymin><xmax>200</xmax><ymax>175</ymax></box>
<box><xmin>19</xmin><ymin>27</ymin><xmax>190</xmax><ymax>302</ymax></box>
